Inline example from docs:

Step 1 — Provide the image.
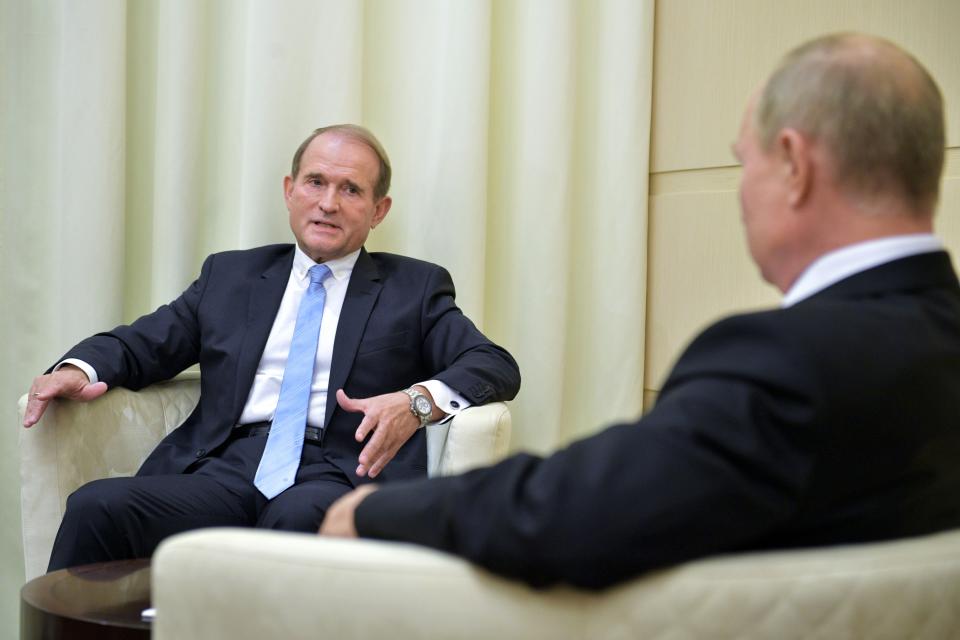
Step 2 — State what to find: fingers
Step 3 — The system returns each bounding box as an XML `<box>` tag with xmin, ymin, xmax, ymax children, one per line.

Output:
<box><xmin>356</xmin><ymin>430</ymin><xmax>383</xmax><ymax>477</ymax></box>
<box><xmin>365</xmin><ymin>449</ymin><xmax>395</xmax><ymax>479</ymax></box>
<box><xmin>356</xmin><ymin>425</ymin><xmax>402</xmax><ymax>479</ymax></box>
<box><xmin>23</xmin><ymin>376</ymin><xmax>65</xmax><ymax>427</ymax></box>
<box><xmin>22</xmin><ymin>392</ymin><xmax>51</xmax><ymax>428</ymax></box>
<box><xmin>318</xmin><ymin>485</ymin><xmax>380</xmax><ymax>537</ymax></box>
<box><xmin>338</xmin><ymin>390</ymin><xmax>418</xmax><ymax>477</ymax></box>
<box><xmin>78</xmin><ymin>381</ymin><xmax>109</xmax><ymax>402</ymax></box>
<box><xmin>336</xmin><ymin>389</ymin><xmax>365</xmax><ymax>413</ymax></box>
<box><xmin>355</xmin><ymin>414</ymin><xmax>376</xmax><ymax>443</ymax></box>
<box><xmin>338</xmin><ymin>390</ymin><xmax>375</xmax><ymax>443</ymax></box>
<box><xmin>23</xmin><ymin>369</ymin><xmax>105</xmax><ymax>428</ymax></box>
<box><xmin>342</xmin><ymin>390</ymin><xmax>386</xmax><ymax>442</ymax></box>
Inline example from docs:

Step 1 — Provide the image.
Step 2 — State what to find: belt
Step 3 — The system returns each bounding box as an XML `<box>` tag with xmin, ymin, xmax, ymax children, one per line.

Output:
<box><xmin>233</xmin><ymin>421</ymin><xmax>324</xmax><ymax>446</ymax></box>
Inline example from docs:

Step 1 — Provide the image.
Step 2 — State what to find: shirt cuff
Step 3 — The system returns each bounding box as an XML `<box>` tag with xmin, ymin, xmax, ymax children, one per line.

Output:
<box><xmin>417</xmin><ymin>380</ymin><xmax>471</xmax><ymax>424</ymax></box>
<box><xmin>55</xmin><ymin>359</ymin><xmax>98</xmax><ymax>384</ymax></box>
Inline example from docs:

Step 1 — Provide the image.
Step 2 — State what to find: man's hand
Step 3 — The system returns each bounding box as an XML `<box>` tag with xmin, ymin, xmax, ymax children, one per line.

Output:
<box><xmin>23</xmin><ymin>365</ymin><xmax>108</xmax><ymax>428</ymax></box>
<box><xmin>318</xmin><ymin>484</ymin><xmax>379</xmax><ymax>537</ymax></box>
<box><xmin>336</xmin><ymin>388</ymin><xmax>424</xmax><ymax>478</ymax></box>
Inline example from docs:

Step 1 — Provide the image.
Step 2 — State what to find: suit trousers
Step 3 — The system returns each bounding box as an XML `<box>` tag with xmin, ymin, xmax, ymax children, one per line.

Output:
<box><xmin>47</xmin><ymin>431</ymin><xmax>355</xmax><ymax>572</ymax></box>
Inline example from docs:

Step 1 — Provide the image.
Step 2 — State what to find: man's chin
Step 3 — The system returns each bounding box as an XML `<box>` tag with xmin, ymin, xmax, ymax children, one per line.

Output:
<box><xmin>301</xmin><ymin>233</ymin><xmax>338</xmax><ymax>253</ymax></box>
<box><xmin>297</xmin><ymin>241</ymin><xmax>333</xmax><ymax>262</ymax></box>
<box><xmin>300</xmin><ymin>241</ymin><xmax>358</xmax><ymax>263</ymax></box>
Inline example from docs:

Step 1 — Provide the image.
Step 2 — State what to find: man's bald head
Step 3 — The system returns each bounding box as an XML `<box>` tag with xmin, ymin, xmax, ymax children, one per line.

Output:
<box><xmin>756</xmin><ymin>33</ymin><xmax>945</xmax><ymax>215</ymax></box>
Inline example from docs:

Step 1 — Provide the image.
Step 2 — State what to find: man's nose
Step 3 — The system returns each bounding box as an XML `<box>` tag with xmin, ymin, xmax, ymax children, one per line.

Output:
<box><xmin>318</xmin><ymin>187</ymin><xmax>339</xmax><ymax>212</ymax></box>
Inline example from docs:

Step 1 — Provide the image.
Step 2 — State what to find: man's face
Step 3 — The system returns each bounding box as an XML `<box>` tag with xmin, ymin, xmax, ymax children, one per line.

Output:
<box><xmin>284</xmin><ymin>133</ymin><xmax>392</xmax><ymax>263</ymax></box>
<box><xmin>733</xmin><ymin>99</ymin><xmax>792</xmax><ymax>287</ymax></box>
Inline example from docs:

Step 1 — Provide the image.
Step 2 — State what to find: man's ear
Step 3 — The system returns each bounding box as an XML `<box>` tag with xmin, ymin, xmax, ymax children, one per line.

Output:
<box><xmin>283</xmin><ymin>175</ymin><xmax>293</xmax><ymax>201</ymax></box>
<box><xmin>778</xmin><ymin>128</ymin><xmax>812</xmax><ymax>208</ymax></box>
<box><xmin>371</xmin><ymin>196</ymin><xmax>392</xmax><ymax>228</ymax></box>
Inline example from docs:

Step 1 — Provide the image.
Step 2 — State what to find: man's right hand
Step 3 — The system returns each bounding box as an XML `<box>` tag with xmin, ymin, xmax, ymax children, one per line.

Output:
<box><xmin>23</xmin><ymin>365</ymin><xmax>108</xmax><ymax>428</ymax></box>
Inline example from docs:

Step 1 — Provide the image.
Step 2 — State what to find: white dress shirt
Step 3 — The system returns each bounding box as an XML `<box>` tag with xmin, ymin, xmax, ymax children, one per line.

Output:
<box><xmin>237</xmin><ymin>246</ymin><xmax>357</xmax><ymax>426</ymax></box>
<box><xmin>781</xmin><ymin>233</ymin><xmax>943</xmax><ymax>308</ymax></box>
<box><xmin>62</xmin><ymin>244</ymin><xmax>469</xmax><ymax>427</ymax></box>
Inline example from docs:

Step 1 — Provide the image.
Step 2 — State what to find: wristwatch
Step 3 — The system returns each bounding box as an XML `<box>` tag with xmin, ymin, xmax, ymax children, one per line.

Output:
<box><xmin>403</xmin><ymin>387</ymin><xmax>434</xmax><ymax>428</ymax></box>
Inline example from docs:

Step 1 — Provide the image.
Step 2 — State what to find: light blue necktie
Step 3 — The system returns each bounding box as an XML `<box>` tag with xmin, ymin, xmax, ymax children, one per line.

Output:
<box><xmin>254</xmin><ymin>263</ymin><xmax>332</xmax><ymax>499</ymax></box>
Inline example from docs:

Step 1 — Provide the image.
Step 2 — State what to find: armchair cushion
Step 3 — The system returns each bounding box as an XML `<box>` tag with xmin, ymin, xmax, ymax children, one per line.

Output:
<box><xmin>152</xmin><ymin>526</ymin><xmax>960</xmax><ymax>639</ymax></box>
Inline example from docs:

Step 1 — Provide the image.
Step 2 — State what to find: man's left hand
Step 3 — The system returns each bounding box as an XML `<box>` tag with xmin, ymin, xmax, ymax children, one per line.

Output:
<box><xmin>318</xmin><ymin>484</ymin><xmax>379</xmax><ymax>537</ymax></box>
<box><xmin>336</xmin><ymin>388</ymin><xmax>421</xmax><ymax>478</ymax></box>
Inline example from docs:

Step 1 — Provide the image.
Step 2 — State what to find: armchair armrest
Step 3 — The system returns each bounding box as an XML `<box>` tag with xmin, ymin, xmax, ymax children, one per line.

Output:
<box><xmin>17</xmin><ymin>373</ymin><xmax>201</xmax><ymax>580</ymax></box>
<box><xmin>427</xmin><ymin>401</ymin><xmax>511</xmax><ymax>476</ymax></box>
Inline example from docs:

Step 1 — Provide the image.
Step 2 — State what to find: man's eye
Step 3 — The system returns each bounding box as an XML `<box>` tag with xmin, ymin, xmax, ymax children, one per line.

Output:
<box><xmin>344</xmin><ymin>186</ymin><xmax>359</xmax><ymax>195</ymax></box>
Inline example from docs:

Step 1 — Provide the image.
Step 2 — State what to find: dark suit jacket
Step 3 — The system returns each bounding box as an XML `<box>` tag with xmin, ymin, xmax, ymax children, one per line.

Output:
<box><xmin>356</xmin><ymin>251</ymin><xmax>960</xmax><ymax>588</ymax></box>
<box><xmin>59</xmin><ymin>244</ymin><xmax>521</xmax><ymax>483</ymax></box>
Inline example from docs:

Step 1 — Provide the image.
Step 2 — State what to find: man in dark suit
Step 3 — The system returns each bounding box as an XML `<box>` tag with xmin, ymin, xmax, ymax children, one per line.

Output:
<box><xmin>24</xmin><ymin>124</ymin><xmax>520</xmax><ymax>571</ymax></box>
<box><xmin>320</xmin><ymin>33</ymin><xmax>960</xmax><ymax>589</ymax></box>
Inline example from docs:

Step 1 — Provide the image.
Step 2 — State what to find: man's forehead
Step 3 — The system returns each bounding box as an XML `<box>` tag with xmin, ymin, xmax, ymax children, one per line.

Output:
<box><xmin>301</xmin><ymin>133</ymin><xmax>379</xmax><ymax>177</ymax></box>
<box><xmin>308</xmin><ymin>132</ymin><xmax>376</xmax><ymax>159</ymax></box>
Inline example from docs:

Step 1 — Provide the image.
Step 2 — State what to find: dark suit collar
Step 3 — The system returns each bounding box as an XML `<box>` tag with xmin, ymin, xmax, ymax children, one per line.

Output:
<box><xmin>804</xmin><ymin>250</ymin><xmax>959</xmax><ymax>303</ymax></box>
<box><xmin>325</xmin><ymin>247</ymin><xmax>383</xmax><ymax>428</ymax></box>
<box><xmin>347</xmin><ymin>247</ymin><xmax>382</xmax><ymax>291</ymax></box>
<box><xmin>257</xmin><ymin>245</ymin><xmax>297</xmax><ymax>280</ymax></box>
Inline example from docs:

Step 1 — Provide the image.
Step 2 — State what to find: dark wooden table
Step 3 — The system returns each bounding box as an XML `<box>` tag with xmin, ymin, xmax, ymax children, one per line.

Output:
<box><xmin>21</xmin><ymin>559</ymin><xmax>151</xmax><ymax>639</ymax></box>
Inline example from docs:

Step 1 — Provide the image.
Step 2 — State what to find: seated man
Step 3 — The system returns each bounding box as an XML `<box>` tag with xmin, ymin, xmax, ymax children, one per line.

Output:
<box><xmin>321</xmin><ymin>33</ymin><xmax>960</xmax><ymax>589</ymax></box>
<box><xmin>24</xmin><ymin>124</ymin><xmax>521</xmax><ymax>571</ymax></box>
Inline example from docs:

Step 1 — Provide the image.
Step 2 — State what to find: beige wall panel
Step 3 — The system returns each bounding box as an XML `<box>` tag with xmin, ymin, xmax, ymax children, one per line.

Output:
<box><xmin>935</xmin><ymin>149</ymin><xmax>960</xmax><ymax>259</ymax></box>
<box><xmin>645</xmin><ymin>185</ymin><xmax>779</xmax><ymax>391</ymax></box>
<box><xmin>652</xmin><ymin>0</ymin><xmax>960</xmax><ymax>173</ymax></box>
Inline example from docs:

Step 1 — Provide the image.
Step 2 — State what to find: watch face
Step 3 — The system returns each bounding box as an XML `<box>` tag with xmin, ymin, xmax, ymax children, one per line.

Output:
<box><xmin>414</xmin><ymin>396</ymin><xmax>432</xmax><ymax>416</ymax></box>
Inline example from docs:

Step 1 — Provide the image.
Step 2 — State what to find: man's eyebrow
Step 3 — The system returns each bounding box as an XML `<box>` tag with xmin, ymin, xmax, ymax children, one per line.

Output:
<box><xmin>301</xmin><ymin>172</ymin><xmax>364</xmax><ymax>192</ymax></box>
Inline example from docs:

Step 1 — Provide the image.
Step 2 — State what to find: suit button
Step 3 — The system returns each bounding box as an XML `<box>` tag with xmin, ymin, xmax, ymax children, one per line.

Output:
<box><xmin>196</xmin><ymin>449</ymin><xmax>206</xmax><ymax>458</ymax></box>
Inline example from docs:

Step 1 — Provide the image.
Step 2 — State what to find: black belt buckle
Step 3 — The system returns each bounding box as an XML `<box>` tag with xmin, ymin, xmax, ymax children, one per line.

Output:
<box><xmin>304</xmin><ymin>426</ymin><xmax>324</xmax><ymax>445</ymax></box>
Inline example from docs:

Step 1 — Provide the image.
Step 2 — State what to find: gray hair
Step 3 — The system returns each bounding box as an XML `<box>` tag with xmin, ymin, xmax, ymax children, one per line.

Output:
<box><xmin>290</xmin><ymin>124</ymin><xmax>392</xmax><ymax>200</ymax></box>
<box><xmin>757</xmin><ymin>33</ymin><xmax>945</xmax><ymax>214</ymax></box>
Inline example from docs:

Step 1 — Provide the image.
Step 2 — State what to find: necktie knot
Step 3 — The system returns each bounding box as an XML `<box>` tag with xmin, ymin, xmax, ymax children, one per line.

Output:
<box><xmin>308</xmin><ymin>264</ymin><xmax>332</xmax><ymax>288</ymax></box>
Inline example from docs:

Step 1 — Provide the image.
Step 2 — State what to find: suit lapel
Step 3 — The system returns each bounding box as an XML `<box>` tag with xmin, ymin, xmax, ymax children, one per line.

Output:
<box><xmin>231</xmin><ymin>248</ymin><xmax>296</xmax><ymax>421</ymax></box>
<box><xmin>325</xmin><ymin>248</ymin><xmax>383</xmax><ymax>428</ymax></box>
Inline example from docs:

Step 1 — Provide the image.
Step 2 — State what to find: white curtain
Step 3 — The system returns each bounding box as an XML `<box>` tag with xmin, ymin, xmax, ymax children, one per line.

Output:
<box><xmin>0</xmin><ymin>0</ymin><xmax>654</xmax><ymax>632</ymax></box>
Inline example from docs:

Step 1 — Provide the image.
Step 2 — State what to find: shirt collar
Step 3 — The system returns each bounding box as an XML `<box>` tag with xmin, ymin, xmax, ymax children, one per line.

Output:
<box><xmin>782</xmin><ymin>233</ymin><xmax>943</xmax><ymax>308</ymax></box>
<box><xmin>292</xmin><ymin>245</ymin><xmax>360</xmax><ymax>283</ymax></box>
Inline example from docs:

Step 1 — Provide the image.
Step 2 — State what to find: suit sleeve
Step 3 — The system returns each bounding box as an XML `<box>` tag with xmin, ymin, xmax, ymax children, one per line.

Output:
<box><xmin>418</xmin><ymin>265</ymin><xmax>520</xmax><ymax>404</ymax></box>
<box><xmin>356</xmin><ymin>317</ymin><xmax>822</xmax><ymax>589</ymax></box>
<box><xmin>54</xmin><ymin>255</ymin><xmax>214</xmax><ymax>390</ymax></box>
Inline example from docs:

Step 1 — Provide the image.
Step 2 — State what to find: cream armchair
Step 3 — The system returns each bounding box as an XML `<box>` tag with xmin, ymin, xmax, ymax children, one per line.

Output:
<box><xmin>152</xmin><ymin>526</ymin><xmax>960</xmax><ymax>639</ymax></box>
<box><xmin>17</xmin><ymin>373</ymin><xmax>512</xmax><ymax>581</ymax></box>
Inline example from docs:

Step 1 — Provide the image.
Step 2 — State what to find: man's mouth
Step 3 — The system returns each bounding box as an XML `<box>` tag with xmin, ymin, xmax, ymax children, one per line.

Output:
<box><xmin>311</xmin><ymin>220</ymin><xmax>339</xmax><ymax>230</ymax></box>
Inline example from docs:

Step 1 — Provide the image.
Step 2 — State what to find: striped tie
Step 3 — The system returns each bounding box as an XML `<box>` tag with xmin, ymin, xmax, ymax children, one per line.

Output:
<box><xmin>254</xmin><ymin>263</ymin><xmax>332</xmax><ymax>499</ymax></box>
